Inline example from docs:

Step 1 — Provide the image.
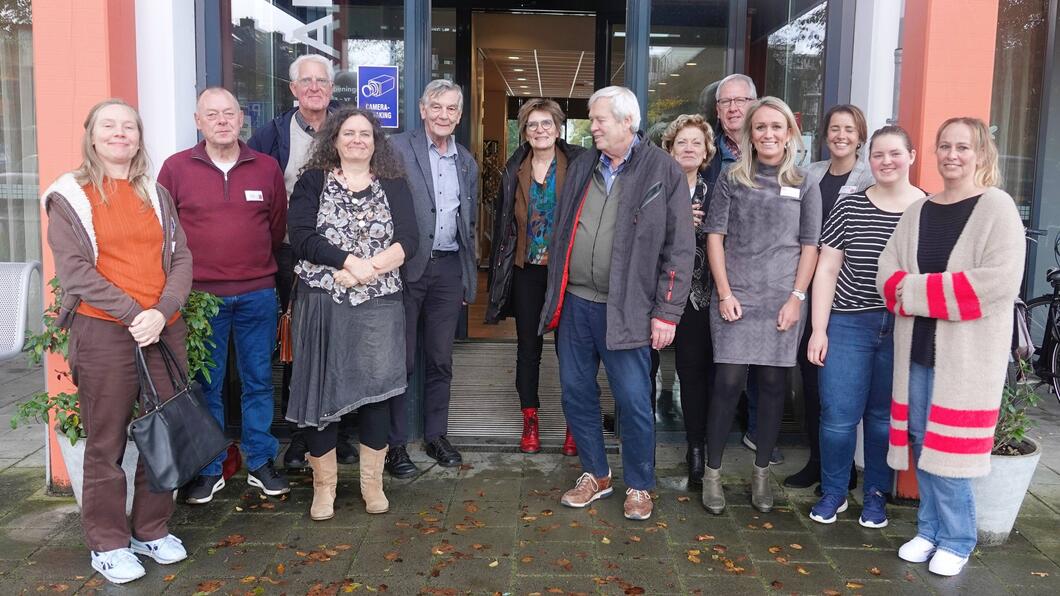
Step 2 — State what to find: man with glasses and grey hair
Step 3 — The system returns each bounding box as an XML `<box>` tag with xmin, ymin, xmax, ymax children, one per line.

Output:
<box><xmin>704</xmin><ymin>73</ymin><xmax>757</xmax><ymax>187</ymax></box>
<box><xmin>539</xmin><ymin>85</ymin><xmax>693</xmax><ymax>521</ymax></box>
<box><xmin>248</xmin><ymin>54</ymin><xmax>356</xmax><ymax>470</ymax></box>
<box><xmin>385</xmin><ymin>79</ymin><xmax>480</xmax><ymax>478</ymax></box>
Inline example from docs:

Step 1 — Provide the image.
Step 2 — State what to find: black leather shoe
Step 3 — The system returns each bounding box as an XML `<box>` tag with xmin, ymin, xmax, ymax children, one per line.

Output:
<box><xmin>336</xmin><ymin>438</ymin><xmax>360</xmax><ymax>465</ymax></box>
<box><xmin>424</xmin><ymin>436</ymin><xmax>462</xmax><ymax>467</ymax></box>
<box><xmin>384</xmin><ymin>445</ymin><xmax>419</xmax><ymax>479</ymax></box>
<box><xmin>783</xmin><ymin>460</ymin><xmax>820</xmax><ymax>489</ymax></box>
<box><xmin>283</xmin><ymin>431</ymin><xmax>308</xmax><ymax>469</ymax></box>
<box><xmin>686</xmin><ymin>444</ymin><xmax>705</xmax><ymax>487</ymax></box>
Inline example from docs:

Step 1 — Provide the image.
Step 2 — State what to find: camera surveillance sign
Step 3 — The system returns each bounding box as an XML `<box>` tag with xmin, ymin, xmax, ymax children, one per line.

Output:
<box><xmin>358</xmin><ymin>65</ymin><xmax>399</xmax><ymax>128</ymax></box>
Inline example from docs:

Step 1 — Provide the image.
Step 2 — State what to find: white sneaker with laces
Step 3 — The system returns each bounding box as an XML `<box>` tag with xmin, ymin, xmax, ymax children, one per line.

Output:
<box><xmin>130</xmin><ymin>534</ymin><xmax>187</xmax><ymax>565</ymax></box>
<box><xmin>91</xmin><ymin>548</ymin><xmax>145</xmax><ymax>584</ymax></box>
<box><xmin>897</xmin><ymin>536</ymin><xmax>937</xmax><ymax>563</ymax></box>
<box><xmin>928</xmin><ymin>549</ymin><xmax>970</xmax><ymax>576</ymax></box>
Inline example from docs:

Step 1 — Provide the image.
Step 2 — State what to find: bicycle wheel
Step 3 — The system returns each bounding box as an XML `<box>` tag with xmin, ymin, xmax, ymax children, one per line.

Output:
<box><xmin>1025</xmin><ymin>295</ymin><xmax>1052</xmax><ymax>365</ymax></box>
<box><xmin>1051</xmin><ymin>341</ymin><xmax>1060</xmax><ymax>399</ymax></box>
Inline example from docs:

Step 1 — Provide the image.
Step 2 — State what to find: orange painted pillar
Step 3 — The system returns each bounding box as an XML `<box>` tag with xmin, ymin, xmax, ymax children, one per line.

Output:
<box><xmin>32</xmin><ymin>0</ymin><xmax>138</xmax><ymax>492</ymax></box>
<box><xmin>893</xmin><ymin>0</ymin><xmax>999</xmax><ymax>501</ymax></box>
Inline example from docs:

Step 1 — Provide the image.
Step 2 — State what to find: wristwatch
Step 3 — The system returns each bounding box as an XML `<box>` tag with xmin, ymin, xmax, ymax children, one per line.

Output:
<box><xmin>791</xmin><ymin>289</ymin><xmax>807</xmax><ymax>301</ymax></box>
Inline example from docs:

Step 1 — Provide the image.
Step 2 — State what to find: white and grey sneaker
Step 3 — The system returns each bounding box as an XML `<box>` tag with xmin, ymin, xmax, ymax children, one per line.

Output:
<box><xmin>185</xmin><ymin>474</ymin><xmax>225</xmax><ymax>504</ymax></box>
<box><xmin>131</xmin><ymin>534</ymin><xmax>187</xmax><ymax>565</ymax></box>
<box><xmin>248</xmin><ymin>460</ymin><xmax>290</xmax><ymax>496</ymax></box>
<box><xmin>91</xmin><ymin>548</ymin><xmax>145</xmax><ymax>584</ymax></box>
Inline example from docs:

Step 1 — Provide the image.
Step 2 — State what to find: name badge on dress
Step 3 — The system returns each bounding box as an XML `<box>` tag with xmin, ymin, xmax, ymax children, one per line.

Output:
<box><xmin>780</xmin><ymin>186</ymin><xmax>801</xmax><ymax>199</ymax></box>
<box><xmin>839</xmin><ymin>185</ymin><xmax>858</xmax><ymax>195</ymax></box>
<box><xmin>245</xmin><ymin>190</ymin><xmax>264</xmax><ymax>202</ymax></box>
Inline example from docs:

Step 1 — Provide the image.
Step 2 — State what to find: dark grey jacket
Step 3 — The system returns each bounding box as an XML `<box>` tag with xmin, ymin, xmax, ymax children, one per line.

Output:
<box><xmin>390</xmin><ymin>128</ymin><xmax>480</xmax><ymax>302</ymax></box>
<box><xmin>538</xmin><ymin>133</ymin><xmax>695</xmax><ymax>350</ymax></box>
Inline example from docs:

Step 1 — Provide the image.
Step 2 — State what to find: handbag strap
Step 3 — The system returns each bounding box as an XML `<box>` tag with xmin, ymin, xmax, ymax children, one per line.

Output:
<box><xmin>135</xmin><ymin>338</ymin><xmax>190</xmax><ymax>413</ymax></box>
<box><xmin>135</xmin><ymin>345</ymin><xmax>163</xmax><ymax>411</ymax></box>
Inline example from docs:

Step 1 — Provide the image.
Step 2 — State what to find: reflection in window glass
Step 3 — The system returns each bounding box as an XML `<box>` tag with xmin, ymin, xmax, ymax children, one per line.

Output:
<box><xmin>0</xmin><ymin>2</ymin><xmax>40</xmax><ymax>262</ymax></box>
<box><xmin>225</xmin><ymin>1</ymin><xmax>405</xmax><ymax>136</ymax></box>
<box><xmin>991</xmin><ymin>0</ymin><xmax>1047</xmax><ymax>220</ymax></box>
<box><xmin>432</xmin><ymin>9</ymin><xmax>456</xmax><ymax>82</ymax></box>
<box><xmin>646</xmin><ymin>0</ymin><xmax>729</xmax><ymax>137</ymax></box>
<box><xmin>757</xmin><ymin>0</ymin><xmax>827</xmax><ymax>163</ymax></box>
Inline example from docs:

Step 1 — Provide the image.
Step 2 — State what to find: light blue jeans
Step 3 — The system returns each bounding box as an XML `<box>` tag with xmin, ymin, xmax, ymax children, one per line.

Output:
<box><xmin>908</xmin><ymin>362</ymin><xmax>977</xmax><ymax>558</ymax></box>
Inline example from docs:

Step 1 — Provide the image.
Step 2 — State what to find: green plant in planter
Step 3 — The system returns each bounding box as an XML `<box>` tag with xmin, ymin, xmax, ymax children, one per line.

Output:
<box><xmin>9</xmin><ymin>277</ymin><xmax>223</xmax><ymax>445</ymax></box>
<box><xmin>993</xmin><ymin>357</ymin><xmax>1043</xmax><ymax>456</ymax></box>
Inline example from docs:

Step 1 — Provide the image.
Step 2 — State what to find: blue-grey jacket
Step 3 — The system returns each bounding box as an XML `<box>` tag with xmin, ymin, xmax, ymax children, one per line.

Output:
<box><xmin>390</xmin><ymin>127</ymin><xmax>480</xmax><ymax>302</ymax></box>
<box><xmin>803</xmin><ymin>157</ymin><xmax>875</xmax><ymax>212</ymax></box>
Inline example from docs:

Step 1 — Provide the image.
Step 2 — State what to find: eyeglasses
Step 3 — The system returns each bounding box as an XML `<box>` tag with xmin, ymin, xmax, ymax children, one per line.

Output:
<box><xmin>526</xmin><ymin>119</ymin><xmax>555</xmax><ymax>132</ymax></box>
<box><xmin>295</xmin><ymin>77</ymin><xmax>333</xmax><ymax>88</ymax></box>
<box><xmin>717</xmin><ymin>97</ymin><xmax>754</xmax><ymax>109</ymax></box>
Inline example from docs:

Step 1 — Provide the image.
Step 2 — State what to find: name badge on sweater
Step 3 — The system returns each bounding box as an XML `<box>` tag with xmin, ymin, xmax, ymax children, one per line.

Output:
<box><xmin>245</xmin><ymin>190</ymin><xmax>264</xmax><ymax>202</ymax></box>
<box><xmin>780</xmin><ymin>186</ymin><xmax>801</xmax><ymax>199</ymax></box>
<box><xmin>839</xmin><ymin>185</ymin><xmax>858</xmax><ymax>195</ymax></box>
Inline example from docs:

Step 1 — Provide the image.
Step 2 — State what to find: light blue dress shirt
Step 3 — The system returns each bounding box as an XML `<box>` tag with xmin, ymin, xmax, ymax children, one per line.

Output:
<box><xmin>428</xmin><ymin>135</ymin><xmax>461</xmax><ymax>252</ymax></box>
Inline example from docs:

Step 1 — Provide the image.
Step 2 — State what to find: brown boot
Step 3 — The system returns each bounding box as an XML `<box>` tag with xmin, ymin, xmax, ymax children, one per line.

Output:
<box><xmin>307</xmin><ymin>449</ymin><xmax>337</xmax><ymax>521</ymax></box>
<box><xmin>359</xmin><ymin>444</ymin><xmax>389</xmax><ymax>514</ymax></box>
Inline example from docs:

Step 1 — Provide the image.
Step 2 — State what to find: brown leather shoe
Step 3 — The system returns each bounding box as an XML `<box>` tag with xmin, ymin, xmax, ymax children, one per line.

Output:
<box><xmin>623</xmin><ymin>488</ymin><xmax>653</xmax><ymax>520</ymax></box>
<box><xmin>560</xmin><ymin>472</ymin><xmax>613</xmax><ymax>508</ymax></box>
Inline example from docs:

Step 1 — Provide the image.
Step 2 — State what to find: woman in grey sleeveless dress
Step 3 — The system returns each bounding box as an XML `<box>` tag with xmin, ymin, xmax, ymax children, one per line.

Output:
<box><xmin>701</xmin><ymin>97</ymin><xmax>822</xmax><ymax>515</ymax></box>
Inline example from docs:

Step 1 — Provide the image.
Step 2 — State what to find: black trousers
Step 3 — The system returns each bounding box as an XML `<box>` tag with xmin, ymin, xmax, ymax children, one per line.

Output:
<box><xmin>389</xmin><ymin>251</ymin><xmax>464</xmax><ymax>445</ymax></box>
<box><xmin>674</xmin><ymin>301</ymin><xmax>713</xmax><ymax>445</ymax></box>
<box><xmin>511</xmin><ymin>263</ymin><xmax>551</xmax><ymax>409</ymax></box>
<box><xmin>797</xmin><ymin>319</ymin><xmax>822</xmax><ymax>468</ymax></box>
<box><xmin>306</xmin><ymin>398</ymin><xmax>390</xmax><ymax>456</ymax></box>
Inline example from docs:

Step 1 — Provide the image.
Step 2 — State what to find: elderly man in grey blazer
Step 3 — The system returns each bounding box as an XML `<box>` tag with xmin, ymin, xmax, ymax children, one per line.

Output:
<box><xmin>385</xmin><ymin>79</ymin><xmax>480</xmax><ymax>478</ymax></box>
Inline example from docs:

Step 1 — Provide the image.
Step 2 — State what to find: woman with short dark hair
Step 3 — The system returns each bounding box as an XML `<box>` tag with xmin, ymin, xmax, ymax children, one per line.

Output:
<box><xmin>287</xmin><ymin>107</ymin><xmax>418</xmax><ymax>520</ymax></box>
<box><xmin>485</xmin><ymin>98</ymin><xmax>584</xmax><ymax>455</ymax></box>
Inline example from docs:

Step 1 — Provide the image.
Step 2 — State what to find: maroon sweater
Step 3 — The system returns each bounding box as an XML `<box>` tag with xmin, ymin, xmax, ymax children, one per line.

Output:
<box><xmin>159</xmin><ymin>141</ymin><xmax>287</xmax><ymax>296</ymax></box>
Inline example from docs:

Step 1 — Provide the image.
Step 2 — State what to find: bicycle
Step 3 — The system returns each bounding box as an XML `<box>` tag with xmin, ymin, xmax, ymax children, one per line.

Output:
<box><xmin>1022</xmin><ymin>228</ymin><xmax>1060</xmax><ymax>396</ymax></box>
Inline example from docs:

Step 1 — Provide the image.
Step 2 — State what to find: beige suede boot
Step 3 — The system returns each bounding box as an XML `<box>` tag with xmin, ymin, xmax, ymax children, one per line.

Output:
<box><xmin>307</xmin><ymin>449</ymin><xmax>338</xmax><ymax>521</ymax></box>
<box><xmin>359</xmin><ymin>445</ymin><xmax>389</xmax><ymax>514</ymax></box>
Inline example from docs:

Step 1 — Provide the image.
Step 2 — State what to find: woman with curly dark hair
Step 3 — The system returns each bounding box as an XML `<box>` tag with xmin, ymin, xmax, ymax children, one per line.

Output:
<box><xmin>287</xmin><ymin>107</ymin><xmax>418</xmax><ymax>520</ymax></box>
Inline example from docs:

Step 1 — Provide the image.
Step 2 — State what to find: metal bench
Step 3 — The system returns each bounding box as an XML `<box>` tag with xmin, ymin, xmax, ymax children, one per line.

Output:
<box><xmin>0</xmin><ymin>261</ymin><xmax>42</xmax><ymax>362</ymax></box>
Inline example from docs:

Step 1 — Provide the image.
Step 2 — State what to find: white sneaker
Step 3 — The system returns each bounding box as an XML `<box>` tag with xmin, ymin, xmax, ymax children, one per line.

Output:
<box><xmin>91</xmin><ymin>548</ymin><xmax>145</xmax><ymax>584</ymax></box>
<box><xmin>928</xmin><ymin>549</ymin><xmax>970</xmax><ymax>576</ymax></box>
<box><xmin>131</xmin><ymin>534</ymin><xmax>187</xmax><ymax>565</ymax></box>
<box><xmin>898</xmin><ymin>536</ymin><xmax>937</xmax><ymax>563</ymax></box>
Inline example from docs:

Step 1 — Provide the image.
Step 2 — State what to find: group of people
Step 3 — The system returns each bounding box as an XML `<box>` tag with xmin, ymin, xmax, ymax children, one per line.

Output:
<box><xmin>43</xmin><ymin>52</ymin><xmax>1023</xmax><ymax>585</ymax></box>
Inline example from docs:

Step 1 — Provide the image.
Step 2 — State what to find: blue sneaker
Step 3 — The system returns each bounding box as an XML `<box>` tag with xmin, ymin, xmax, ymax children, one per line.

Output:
<box><xmin>859</xmin><ymin>487</ymin><xmax>889</xmax><ymax>528</ymax></box>
<box><xmin>809</xmin><ymin>494</ymin><xmax>848</xmax><ymax>524</ymax></box>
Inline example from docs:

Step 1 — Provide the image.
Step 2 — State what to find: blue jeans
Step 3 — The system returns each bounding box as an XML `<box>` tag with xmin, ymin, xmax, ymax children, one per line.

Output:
<box><xmin>908</xmin><ymin>362</ymin><xmax>977</xmax><ymax>557</ymax></box>
<box><xmin>818</xmin><ymin>310</ymin><xmax>894</xmax><ymax>497</ymax></box>
<box><xmin>200</xmin><ymin>287</ymin><xmax>280</xmax><ymax>476</ymax></box>
<box><xmin>557</xmin><ymin>293</ymin><xmax>655</xmax><ymax>490</ymax></box>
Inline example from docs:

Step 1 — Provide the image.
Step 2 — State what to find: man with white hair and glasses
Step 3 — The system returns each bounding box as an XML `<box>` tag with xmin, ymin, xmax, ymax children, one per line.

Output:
<box><xmin>539</xmin><ymin>86</ymin><xmax>693</xmax><ymax>520</ymax></box>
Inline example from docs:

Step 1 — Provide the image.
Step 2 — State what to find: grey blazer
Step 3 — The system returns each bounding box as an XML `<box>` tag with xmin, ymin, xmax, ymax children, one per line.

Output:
<box><xmin>804</xmin><ymin>157</ymin><xmax>876</xmax><ymax>205</ymax></box>
<box><xmin>390</xmin><ymin>127</ymin><xmax>480</xmax><ymax>302</ymax></box>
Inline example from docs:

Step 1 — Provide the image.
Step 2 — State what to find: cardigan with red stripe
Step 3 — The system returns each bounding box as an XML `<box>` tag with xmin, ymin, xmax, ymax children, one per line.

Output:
<box><xmin>876</xmin><ymin>186</ymin><xmax>1024</xmax><ymax>478</ymax></box>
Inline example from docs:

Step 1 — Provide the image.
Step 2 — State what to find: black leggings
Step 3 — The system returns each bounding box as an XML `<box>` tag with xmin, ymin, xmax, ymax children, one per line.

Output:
<box><xmin>675</xmin><ymin>301</ymin><xmax>713</xmax><ymax>445</ymax></box>
<box><xmin>306</xmin><ymin>399</ymin><xmax>390</xmax><ymax>456</ymax></box>
<box><xmin>707</xmin><ymin>364</ymin><xmax>788</xmax><ymax>469</ymax></box>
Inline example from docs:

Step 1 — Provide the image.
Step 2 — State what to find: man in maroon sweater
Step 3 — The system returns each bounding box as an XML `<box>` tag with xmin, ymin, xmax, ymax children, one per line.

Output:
<box><xmin>158</xmin><ymin>87</ymin><xmax>289</xmax><ymax>505</ymax></box>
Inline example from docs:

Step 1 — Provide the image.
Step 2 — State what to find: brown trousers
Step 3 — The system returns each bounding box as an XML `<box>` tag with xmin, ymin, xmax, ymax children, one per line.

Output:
<box><xmin>68</xmin><ymin>314</ymin><xmax>187</xmax><ymax>551</ymax></box>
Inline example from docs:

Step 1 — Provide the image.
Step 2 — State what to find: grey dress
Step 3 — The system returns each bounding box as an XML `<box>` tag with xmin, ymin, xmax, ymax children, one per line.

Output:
<box><xmin>703</xmin><ymin>163</ymin><xmax>822</xmax><ymax>367</ymax></box>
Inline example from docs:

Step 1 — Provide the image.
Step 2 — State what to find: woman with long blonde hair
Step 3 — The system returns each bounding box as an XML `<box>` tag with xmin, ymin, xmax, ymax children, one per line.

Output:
<box><xmin>42</xmin><ymin>99</ymin><xmax>193</xmax><ymax>584</ymax></box>
<box><xmin>702</xmin><ymin>96</ymin><xmax>821</xmax><ymax>514</ymax></box>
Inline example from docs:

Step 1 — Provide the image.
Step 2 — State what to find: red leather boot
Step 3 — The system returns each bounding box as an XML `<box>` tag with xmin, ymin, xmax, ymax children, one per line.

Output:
<box><xmin>520</xmin><ymin>408</ymin><xmax>541</xmax><ymax>453</ymax></box>
<box><xmin>562</xmin><ymin>426</ymin><xmax>578</xmax><ymax>456</ymax></box>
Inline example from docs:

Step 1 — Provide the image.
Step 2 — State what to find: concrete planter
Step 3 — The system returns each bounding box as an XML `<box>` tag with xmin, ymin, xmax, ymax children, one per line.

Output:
<box><xmin>971</xmin><ymin>438</ymin><xmax>1042</xmax><ymax>546</ymax></box>
<box><xmin>56</xmin><ymin>438</ymin><xmax>140</xmax><ymax>516</ymax></box>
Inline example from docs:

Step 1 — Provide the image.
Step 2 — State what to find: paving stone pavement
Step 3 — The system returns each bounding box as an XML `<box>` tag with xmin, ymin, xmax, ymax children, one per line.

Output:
<box><xmin>1</xmin><ymin>361</ymin><xmax>1059</xmax><ymax>594</ymax></box>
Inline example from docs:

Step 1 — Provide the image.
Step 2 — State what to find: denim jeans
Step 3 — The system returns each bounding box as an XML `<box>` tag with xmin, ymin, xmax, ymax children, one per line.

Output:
<box><xmin>908</xmin><ymin>362</ymin><xmax>977</xmax><ymax>558</ymax></box>
<box><xmin>200</xmin><ymin>287</ymin><xmax>280</xmax><ymax>476</ymax></box>
<box><xmin>557</xmin><ymin>293</ymin><xmax>655</xmax><ymax>490</ymax></box>
<box><xmin>818</xmin><ymin>310</ymin><xmax>894</xmax><ymax>497</ymax></box>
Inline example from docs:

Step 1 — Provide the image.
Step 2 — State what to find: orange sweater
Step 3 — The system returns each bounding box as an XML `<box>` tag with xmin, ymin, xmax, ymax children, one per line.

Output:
<box><xmin>77</xmin><ymin>180</ymin><xmax>173</xmax><ymax>324</ymax></box>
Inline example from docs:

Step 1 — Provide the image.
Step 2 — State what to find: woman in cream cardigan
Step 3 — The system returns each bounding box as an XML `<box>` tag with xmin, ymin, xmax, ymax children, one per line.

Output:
<box><xmin>876</xmin><ymin>117</ymin><xmax>1024</xmax><ymax>577</ymax></box>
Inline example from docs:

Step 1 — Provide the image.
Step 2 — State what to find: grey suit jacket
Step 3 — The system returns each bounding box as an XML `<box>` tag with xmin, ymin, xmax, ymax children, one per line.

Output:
<box><xmin>390</xmin><ymin>128</ymin><xmax>480</xmax><ymax>302</ymax></box>
<box><xmin>804</xmin><ymin>157</ymin><xmax>876</xmax><ymax>204</ymax></box>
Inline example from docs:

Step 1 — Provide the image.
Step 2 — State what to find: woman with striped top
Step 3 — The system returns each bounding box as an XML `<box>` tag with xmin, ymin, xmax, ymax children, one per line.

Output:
<box><xmin>806</xmin><ymin>126</ymin><xmax>925</xmax><ymax>528</ymax></box>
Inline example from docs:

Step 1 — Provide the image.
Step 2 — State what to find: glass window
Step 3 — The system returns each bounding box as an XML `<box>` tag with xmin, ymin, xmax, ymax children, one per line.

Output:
<box><xmin>646</xmin><ymin>0</ymin><xmax>729</xmax><ymax>136</ymax></box>
<box><xmin>750</xmin><ymin>0</ymin><xmax>827</xmax><ymax>163</ymax></box>
<box><xmin>432</xmin><ymin>8</ymin><xmax>457</xmax><ymax>82</ymax></box>
<box><xmin>0</xmin><ymin>1</ymin><xmax>40</xmax><ymax>262</ymax></box>
<box><xmin>224</xmin><ymin>1</ymin><xmax>406</xmax><ymax>136</ymax></box>
<box><xmin>991</xmin><ymin>0</ymin><xmax>1048</xmax><ymax>220</ymax></box>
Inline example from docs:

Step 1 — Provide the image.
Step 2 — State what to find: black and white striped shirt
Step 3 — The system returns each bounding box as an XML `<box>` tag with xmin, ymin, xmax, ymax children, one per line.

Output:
<box><xmin>819</xmin><ymin>191</ymin><xmax>904</xmax><ymax>312</ymax></box>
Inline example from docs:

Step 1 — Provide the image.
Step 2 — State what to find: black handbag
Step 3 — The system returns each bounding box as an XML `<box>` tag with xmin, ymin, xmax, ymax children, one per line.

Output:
<box><xmin>129</xmin><ymin>340</ymin><xmax>230</xmax><ymax>493</ymax></box>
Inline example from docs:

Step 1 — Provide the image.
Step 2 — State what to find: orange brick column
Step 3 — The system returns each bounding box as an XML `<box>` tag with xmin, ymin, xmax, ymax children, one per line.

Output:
<box><xmin>893</xmin><ymin>0</ymin><xmax>999</xmax><ymax>501</ymax></box>
<box><xmin>32</xmin><ymin>0</ymin><xmax>138</xmax><ymax>492</ymax></box>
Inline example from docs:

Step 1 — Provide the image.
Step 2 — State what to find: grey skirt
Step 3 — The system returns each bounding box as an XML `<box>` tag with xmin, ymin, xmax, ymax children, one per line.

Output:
<box><xmin>286</xmin><ymin>291</ymin><xmax>406</xmax><ymax>429</ymax></box>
